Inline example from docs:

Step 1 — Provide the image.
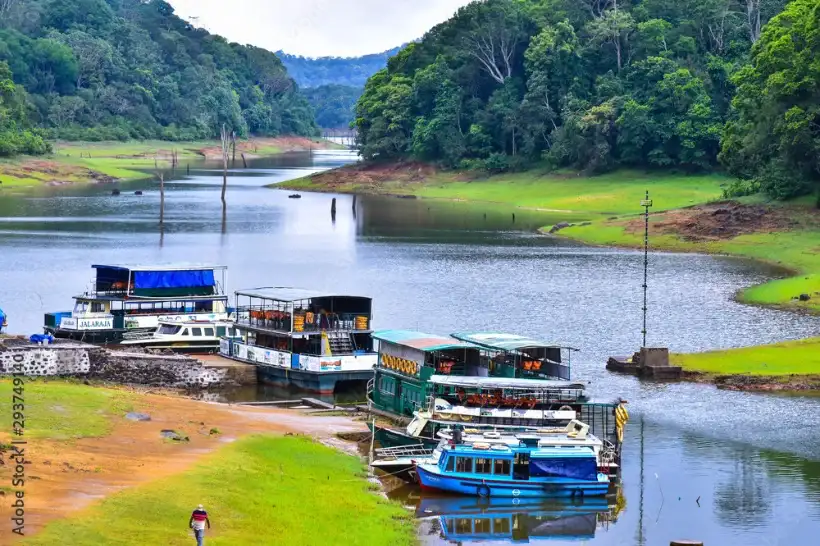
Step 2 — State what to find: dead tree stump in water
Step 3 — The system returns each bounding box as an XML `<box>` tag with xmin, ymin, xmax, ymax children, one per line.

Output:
<box><xmin>220</xmin><ymin>124</ymin><xmax>229</xmax><ymax>215</ymax></box>
<box><xmin>158</xmin><ymin>172</ymin><xmax>165</xmax><ymax>226</ymax></box>
<box><xmin>241</xmin><ymin>153</ymin><xmax>248</xmax><ymax>168</ymax></box>
<box><xmin>331</xmin><ymin>198</ymin><xmax>337</xmax><ymax>222</ymax></box>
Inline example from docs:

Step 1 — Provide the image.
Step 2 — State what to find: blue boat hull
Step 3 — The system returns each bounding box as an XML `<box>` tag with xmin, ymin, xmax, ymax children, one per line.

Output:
<box><xmin>416</xmin><ymin>464</ymin><xmax>609</xmax><ymax>498</ymax></box>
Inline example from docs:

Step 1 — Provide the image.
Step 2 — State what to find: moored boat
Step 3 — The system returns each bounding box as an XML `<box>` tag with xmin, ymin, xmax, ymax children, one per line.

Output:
<box><xmin>44</xmin><ymin>264</ymin><xmax>229</xmax><ymax>344</ymax></box>
<box><xmin>415</xmin><ymin>440</ymin><xmax>610</xmax><ymax>498</ymax></box>
<box><xmin>367</xmin><ymin>330</ymin><xmax>628</xmax><ymax>460</ymax></box>
<box><xmin>219</xmin><ymin>287</ymin><xmax>377</xmax><ymax>393</ymax></box>
<box><xmin>119</xmin><ymin>319</ymin><xmax>241</xmax><ymax>353</ymax></box>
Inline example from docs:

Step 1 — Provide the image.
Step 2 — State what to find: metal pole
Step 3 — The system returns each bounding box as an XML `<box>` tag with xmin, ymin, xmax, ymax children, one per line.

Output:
<box><xmin>641</xmin><ymin>191</ymin><xmax>652</xmax><ymax>348</ymax></box>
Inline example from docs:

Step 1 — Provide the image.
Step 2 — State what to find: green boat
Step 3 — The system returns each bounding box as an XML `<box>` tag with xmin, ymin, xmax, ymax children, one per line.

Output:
<box><xmin>367</xmin><ymin>330</ymin><xmax>628</xmax><ymax>459</ymax></box>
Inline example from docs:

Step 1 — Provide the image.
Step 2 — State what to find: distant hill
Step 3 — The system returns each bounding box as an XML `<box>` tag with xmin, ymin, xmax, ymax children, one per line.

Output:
<box><xmin>276</xmin><ymin>46</ymin><xmax>403</xmax><ymax>88</ymax></box>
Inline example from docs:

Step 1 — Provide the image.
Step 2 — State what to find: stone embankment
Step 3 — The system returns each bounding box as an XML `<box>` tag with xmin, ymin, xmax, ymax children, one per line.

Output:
<box><xmin>0</xmin><ymin>337</ymin><xmax>248</xmax><ymax>388</ymax></box>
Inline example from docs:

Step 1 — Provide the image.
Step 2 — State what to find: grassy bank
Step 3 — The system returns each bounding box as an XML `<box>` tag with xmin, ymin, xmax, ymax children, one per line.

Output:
<box><xmin>0</xmin><ymin>137</ymin><xmax>336</xmax><ymax>192</ymax></box>
<box><xmin>286</xmin><ymin>163</ymin><xmax>819</xmax><ymax>315</ymax></box>
<box><xmin>0</xmin><ymin>378</ymin><xmax>134</xmax><ymax>440</ymax></box>
<box><xmin>280</xmin><ymin>163</ymin><xmax>728</xmax><ymax>218</ymax></box>
<box><xmin>22</xmin><ymin>434</ymin><xmax>414</xmax><ymax>546</ymax></box>
<box><xmin>671</xmin><ymin>338</ymin><xmax>820</xmax><ymax>391</ymax></box>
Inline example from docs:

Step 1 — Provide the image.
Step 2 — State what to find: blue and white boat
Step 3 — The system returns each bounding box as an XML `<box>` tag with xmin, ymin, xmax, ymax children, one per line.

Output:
<box><xmin>415</xmin><ymin>440</ymin><xmax>609</xmax><ymax>498</ymax></box>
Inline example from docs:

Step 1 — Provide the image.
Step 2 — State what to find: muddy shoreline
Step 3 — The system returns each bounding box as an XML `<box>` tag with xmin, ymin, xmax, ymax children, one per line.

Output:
<box><xmin>682</xmin><ymin>371</ymin><xmax>820</xmax><ymax>392</ymax></box>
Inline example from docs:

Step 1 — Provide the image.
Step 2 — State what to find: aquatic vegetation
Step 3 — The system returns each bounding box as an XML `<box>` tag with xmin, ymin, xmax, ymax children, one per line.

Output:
<box><xmin>23</xmin><ymin>435</ymin><xmax>416</xmax><ymax>546</ymax></box>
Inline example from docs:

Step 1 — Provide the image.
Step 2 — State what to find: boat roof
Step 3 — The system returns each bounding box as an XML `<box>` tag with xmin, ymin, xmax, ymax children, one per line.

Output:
<box><xmin>373</xmin><ymin>330</ymin><xmax>479</xmax><ymax>352</ymax></box>
<box><xmin>429</xmin><ymin>375</ymin><xmax>585</xmax><ymax>391</ymax></box>
<box><xmin>451</xmin><ymin>332</ymin><xmax>578</xmax><ymax>352</ymax></box>
<box><xmin>92</xmin><ymin>264</ymin><xmax>227</xmax><ymax>272</ymax></box>
<box><xmin>235</xmin><ymin>287</ymin><xmax>370</xmax><ymax>302</ymax></box>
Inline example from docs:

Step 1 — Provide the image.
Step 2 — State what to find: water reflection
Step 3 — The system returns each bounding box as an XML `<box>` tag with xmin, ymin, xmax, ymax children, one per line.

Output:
<box><xmin>413</xmin><ymin>496</ymin><xmax>614</xmax><ymax>544</ymax></box>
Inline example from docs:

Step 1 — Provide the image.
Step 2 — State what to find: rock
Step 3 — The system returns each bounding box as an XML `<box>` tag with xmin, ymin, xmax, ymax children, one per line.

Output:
<box><xmin>134</xmin><ymin>191</ymin><xmax>143</xmax><ymax>196</ymax></box>
<box><xmin>288</xmin><ymin>194</ymin><xmax>302</xmax><ymax>199</ymax></box>
<box><xmin>798</xmin><ymin>293</ymin><xmax>811</xmax><ymax>301</ymax></box>
<box><xmin>111</xmin><ymin>189</ymin><xmax>121</xmax><ymax>196</ymax></box>
<box><xmin>549</xmin><ymin>222</ymin><xmax>572</xmax><ymax>234</ymax></box>
<box><xmin>125</xmin><ymin>412</ymin><xmax>151</xmax><ymax>422</ymax></box>
<box><xmin>160</xmin><ymin>429</ymin><xmax>189</xmax><ymax>442</ymax></box>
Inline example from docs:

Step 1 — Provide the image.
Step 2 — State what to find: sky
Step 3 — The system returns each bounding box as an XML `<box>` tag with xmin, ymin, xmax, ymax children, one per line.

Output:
<box><xmin>168</xmin><ymin>0</ymin><xmax>475</xmax><ymax>58</ymax></box>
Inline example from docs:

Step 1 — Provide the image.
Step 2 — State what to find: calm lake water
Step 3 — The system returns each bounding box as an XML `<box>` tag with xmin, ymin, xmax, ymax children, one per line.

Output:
<box><xmin>1</xmin><ymin>150</ymin><xmax>819</xmax><ymax>545</ymax></box>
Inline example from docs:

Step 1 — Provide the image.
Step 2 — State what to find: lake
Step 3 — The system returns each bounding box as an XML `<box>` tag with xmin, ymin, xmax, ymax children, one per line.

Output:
<box><xmin>1</xmin><ymin>150</ymin><xmax>819</xmax><ymax>545</ymax></box>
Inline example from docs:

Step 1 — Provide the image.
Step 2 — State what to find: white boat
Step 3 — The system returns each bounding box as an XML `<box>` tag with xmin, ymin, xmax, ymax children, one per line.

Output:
<box><xmin>120</xmin><ymin>319</ymin><xmax>241</xmax><ymax>353</ymax></box>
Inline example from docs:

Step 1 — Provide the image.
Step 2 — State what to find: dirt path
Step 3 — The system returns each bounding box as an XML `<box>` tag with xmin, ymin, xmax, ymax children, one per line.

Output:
<box><xmin>0</xmin><ymin>392</ymin><xmax>368</xmax><ymax>538</ymax></box>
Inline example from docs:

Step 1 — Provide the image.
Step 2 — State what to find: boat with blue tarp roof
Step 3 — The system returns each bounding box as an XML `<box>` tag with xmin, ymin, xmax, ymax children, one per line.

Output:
<box><xmin>415</xmin><ymin>439</ymin><xmax>610</xmax><ymax>498</ymax></box>
<box><xmin>43</xmin><ymin>264</ymin><xmax>229</xmax><ymax>344</ymax></box>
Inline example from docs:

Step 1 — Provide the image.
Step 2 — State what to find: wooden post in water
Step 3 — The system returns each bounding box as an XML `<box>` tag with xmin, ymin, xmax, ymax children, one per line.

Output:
<box><xmin>241</xmin><ymin>153</ymin><xmax>248</xmax><ymax>168</ymax></box>
<box><xmin>352</xmin><ymin>195</ymin><xmax>357</xmax><ymax>214</ymax></box>
<box><xmin>331</xmin><ymin>197</ymin><xmax>337</xmax><ymax>222</ymax></box>
<box><xmin>220</xmin><ymin>124</ymin><xmax>229</xmax><ymax>214</ymax></box>
<box><xmin>158</xmin><ymin>172</ymin><xmax>165</xmax><ymax>227</ymax></box>
<box><xmin>186</xmin><ymin>163</ymin><xmax>190</xmax><ymax>176</ymax></box>
<box><xmin>231</xmin><ymin>131</ymin><xmax>237</xmax><ymax>163</ymax></box>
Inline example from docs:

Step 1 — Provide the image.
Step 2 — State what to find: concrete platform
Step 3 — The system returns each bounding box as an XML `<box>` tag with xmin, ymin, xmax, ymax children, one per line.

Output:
<box><xmin>195</xmin><ymin>354</ymin><xmax>257</xmax><ymax>385</ymax></box>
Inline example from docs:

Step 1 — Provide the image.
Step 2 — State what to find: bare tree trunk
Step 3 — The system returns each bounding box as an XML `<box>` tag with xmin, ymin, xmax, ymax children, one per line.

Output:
<box><xmin>746</xmin><ymin>0</ymin><xmax>761</xmax><ymax>43</ymax></box>
<box><xmin>231</xmin><ymin>131</ymin><xmax>237</xmax><ymax>163</ymax></box>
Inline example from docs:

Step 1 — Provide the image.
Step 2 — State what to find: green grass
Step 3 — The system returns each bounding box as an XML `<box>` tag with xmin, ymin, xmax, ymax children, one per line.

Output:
<box><xmin>0</xmin><ymin>379</ymin><xmax>134</xmax><ymax>440</ymax></box>
<box><xmin>671</xmin><ymin>337</ymin><xmax>820</xmax><ymax>376</ymax></box>
<box><xmin>22</xmin><ymin>435</ymin><xmax>416</xmax><ymax>546</ymax></box>
<box><xmin>414</xmin><ymin>169</ymin><xmax>728</xmax><ymax>215</ymax></box>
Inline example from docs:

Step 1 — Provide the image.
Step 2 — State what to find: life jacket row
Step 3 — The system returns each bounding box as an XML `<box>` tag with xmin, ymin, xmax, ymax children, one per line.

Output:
<box><xmin>381</xmin><ymin>353</ymin><xmax>420</xmax><ymax>375</ymax></box>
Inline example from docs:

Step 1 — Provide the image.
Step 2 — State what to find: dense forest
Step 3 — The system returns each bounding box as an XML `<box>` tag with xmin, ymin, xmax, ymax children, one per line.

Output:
<box><xmin>355</xmin><ymin>0</ymin><xmax>818</xmax><ymax>200</ymax></box>
<box><xmin>0</xmin><ymin>0</ymin><xmax>317</xmax><ymax>152</ymax></box>
<box><xmin>278</xmin><ymin>47</ymin><xmax>403</xmax><ymax>88</ymax></box>
<box><xmin>302</xmin><ymin>84</ymin><xmax>362</xmax><ymax>129</ymax></box>
<box><xmin>278</xmin><ymin>47</ymin><xmax>402</xmax><ymax>129</ymax></box>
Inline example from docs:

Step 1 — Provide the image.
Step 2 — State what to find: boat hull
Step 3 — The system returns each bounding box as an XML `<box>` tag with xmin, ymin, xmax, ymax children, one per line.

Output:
<box><xmin>370</xmin><ymin>423</ymin><xmax>438</xmax><ymax>450</ymax></box>
<box><xmin>415</xmin><ymin>464</ymin><xmax>609</xmax><ymax>498</ymax></box>
<box><xmin>256</xmin><ymin>363</ymin><xmax>373</xmax><ymax>394</ymax></box>
<box><xmin>45</xmin><ymin>326</ymin><xmax>142</xmax><ymax>344</ymax></box>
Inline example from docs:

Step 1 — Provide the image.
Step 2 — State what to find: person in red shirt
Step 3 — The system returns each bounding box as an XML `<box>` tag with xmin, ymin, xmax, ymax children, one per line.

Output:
<box><xmin>188</xmin><ymin>504</ymin><xmax>211</xmax><ymax>545</ymax></box>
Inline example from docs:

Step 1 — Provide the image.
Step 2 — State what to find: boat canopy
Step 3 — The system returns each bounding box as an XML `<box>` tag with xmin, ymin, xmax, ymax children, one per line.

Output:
<box><xmin>451</xmin><ymin>332</ymin><xmax>578</xmax><ymax>352</ymax></box>
<box><xmin>236</xmin><ymin>287</ymin><xmax>369</xmax><ymax>303</ymax></box>
<box><xmin>429</xmin><ymin>375</ymin><xmax>585</xmax><ymax>391</ymax></box>
<box><xmin>373</xmin><ymin>330</ymin><xmax>479</xmax><ymax>352</ymax></box>
<box><xmin>92</xmin><ymin>264</ymin><xmax>225</xmax><ymax>297</ymax></box>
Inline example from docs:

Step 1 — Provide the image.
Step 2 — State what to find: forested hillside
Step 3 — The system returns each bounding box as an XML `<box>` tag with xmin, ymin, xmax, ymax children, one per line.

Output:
<box><xmin>355</xmin><ymin>0</ymin><xmax>817</xmax><ymax>200</ymax></box>
<box><xmin>0</xmin><ymin>0</ymin><xmax>317</xmax><ymax>151</ymax></box>
<box><xmin>278</xmin><ymin>47</ymin><xmax>402</xmax><ymax>129</ymax></box>
<box><xmin>278</xmin><ymin>47</ymin><xmax>403</xmax><ymax>88</ymax></box>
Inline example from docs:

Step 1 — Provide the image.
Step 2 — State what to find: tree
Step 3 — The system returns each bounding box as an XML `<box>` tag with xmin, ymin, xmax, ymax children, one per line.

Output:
<box><xmin>720</xmin><ymin>0</ymin><xmax>820</xmax><ymax>200</ymax></box>
<box><xmin>586</xmin><ymin>8</ymin><xmax>635</xmax><ymax>71</ymax></box>
<box><xmin>461</xmin><ymin>0</ymin><xmax>527</xmax><ymax>84</ymax></box>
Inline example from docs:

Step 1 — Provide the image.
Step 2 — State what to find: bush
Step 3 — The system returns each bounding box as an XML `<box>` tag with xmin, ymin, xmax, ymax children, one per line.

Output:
<box><xmin>483</xmin><ymin>153</ymin><xmax>510</xmax><ymax>174</ymax></box>
<box><xmin>721</xmin><ymin>178</ymin><xmax>760</xmax><ymax>199</ymax></box>
<box><xmin>757</xmin><ymin>160</ymin><xmax>815</xmax><ymax>200</ymax></box>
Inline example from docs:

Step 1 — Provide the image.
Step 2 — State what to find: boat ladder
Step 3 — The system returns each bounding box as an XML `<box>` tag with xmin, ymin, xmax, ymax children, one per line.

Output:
<box><xmin>374</xmin><ymin>445</ymin><xmax>434</xmax><ymax>460</ymax></box>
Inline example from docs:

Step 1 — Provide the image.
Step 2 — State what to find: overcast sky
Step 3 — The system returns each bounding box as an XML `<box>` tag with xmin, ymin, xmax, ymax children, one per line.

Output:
<box><xmin>168</xmin><ymin>0</ymin><xmax>475</xmax><ymax>58</ymax></box>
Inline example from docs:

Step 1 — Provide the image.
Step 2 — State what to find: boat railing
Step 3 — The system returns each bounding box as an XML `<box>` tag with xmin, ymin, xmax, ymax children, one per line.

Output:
<box><xmin>238</xmin><ymin>309</ymin><xmax>371</xmax><ymax>334</ymax></box>
<box><xmin>374</xmin><ymin>445</ymin><xmax>434</xmax><ymax>460</ymax></box>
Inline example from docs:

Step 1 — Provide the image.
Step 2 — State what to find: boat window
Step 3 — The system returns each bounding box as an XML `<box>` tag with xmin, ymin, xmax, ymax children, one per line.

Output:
<box><xmin>445</xmin><ymin>456</ymin><xmax>454</xmax><ymax>472</ymax></box>
<box><xmin>191</xmin><ymin>328</ymin><xmax>202</xmax><ymax>337</ymax></box>
<box><xmin>474</xmin><ymin>458</ymin><xmax>492</xmax><ymax>474</ymax></box>
<box><xmin>217</xmin><ymin>326</ymin><xmax>226</xmax><ymax>337</ymax></box>
<box><xmin>455</xmin><ymin>519</ymin><xmax>471</xmax><ymax>535</ymax></box>
<box><xmin>158</xmin><ymin>324</ymin><xmax>181</xmax><ymax>335</ymax></box>
<box><xmin>494</xmin><ymin>459</ymin><xmax>511</xmax><ymax>476</ymax></box>
<box><xmin>204</xmin><ymin>328</ymin><xmax>215</xmax><ymax>337</ymax></box>
<box><xmin>474</xmin><ymin>519</ymin><xmax>491</xmax><ymax>534</ymax></box>
<box><xmin>446</xmin><ymin>520</ymin><xmax>456</xmax><ymax>534</ymax></box>
<box><xmin>494</xmin><ymin>518</ymin><xmax>510</xmax><ymax>533</ymax></box>
<box><xmin>513</xmin><ymin>453</ymin><xmax>530</xmax><ymax>480</ymax></box>
<box><xmin>91</xmin><ymin>302</ymin><xmax>105</xmax><ymax>313</ymax></box>
<box><xmin>455</xmin><ymin>457</ymin><xmax>473</xmax><ymax>473</ymax></box>
<box><xmin>180</xmin><ymin>329</ymin><xmax>189</xmax><ymax>336</ymax></box>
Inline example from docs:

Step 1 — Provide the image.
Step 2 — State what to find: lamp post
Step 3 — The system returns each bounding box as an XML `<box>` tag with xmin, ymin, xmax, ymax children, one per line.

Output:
<box><xmin>640</xmin><ymin>191</ymin><xmax>653</xmax><ymax>348</ymax></box>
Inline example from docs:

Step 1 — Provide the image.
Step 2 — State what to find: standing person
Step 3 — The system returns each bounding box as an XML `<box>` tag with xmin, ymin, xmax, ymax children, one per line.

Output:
<box><xmin>188</xmin><ymin>504</ymin><xmax>211</xmax><ymax>546</ymax></box>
